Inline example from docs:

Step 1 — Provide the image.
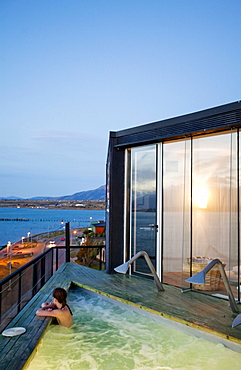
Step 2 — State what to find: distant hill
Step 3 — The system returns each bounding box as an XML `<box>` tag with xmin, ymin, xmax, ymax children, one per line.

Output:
<box><xmin>58</xmin><ymin>185</ymin><xmax>106</xmax><ymax>201</ymax></box>
<box><xmin>0</xmin><ymin>196</ymin><xmax>23</xmax><ymax>200</ymax></box>
<box><xmin>0</xmin><ymin>185</ymin><xmax>106</xmax><ymax>201</ymax></box>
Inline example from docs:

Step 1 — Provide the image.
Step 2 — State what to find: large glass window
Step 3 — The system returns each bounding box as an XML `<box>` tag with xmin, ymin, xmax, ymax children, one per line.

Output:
<box><xmin>192</xmin><ymin>132</ymin><xmax>238</xmax><ymax>297</ymax></box>
<box><xmin>126</xmin><ymin>130</ymin><xmax>240</xmax><ymax>299</ymax></box>
<box><xmin>238</xmin><ymin>131</ymin><xmax>241</xmax><ymax>301</ymax></box>
<box><xmin>130</xmin><ymin>145</ymin><xmax>157</xmax><ymax>274</ymax></box>
<box><xmin>162</xmin><ymin>140</ymin><xmax>191</xmax><ymax>287</ymax></box>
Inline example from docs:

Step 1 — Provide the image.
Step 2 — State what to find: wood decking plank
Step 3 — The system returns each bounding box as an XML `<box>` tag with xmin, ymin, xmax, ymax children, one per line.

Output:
<box><xmin>1</xmin><ymin>317</ymin><xmax>49</xmax><ymax>370</ymax></box>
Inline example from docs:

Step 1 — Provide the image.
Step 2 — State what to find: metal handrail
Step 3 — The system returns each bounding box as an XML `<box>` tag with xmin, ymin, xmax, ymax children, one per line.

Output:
<box><xmin>0</xmin><ymin>247</ymin><xmax>56</xmax><ymax>331</ymax></box>
<box><xmin>0</xmin><ymin>245</ymin><xmax>105</xmax><ymax>285</ymax></box>
<box><xmin>0</xmin><ymin>248</ymin><xmax>53</xmax><ymax>286</ymax></box>
<box><xmin>114</xmin><ymin>251</ymin><xmax>164</xmax><ymax>291</ymax></box>
<box><xmin>185</xmin><ymin>258</ymin><xmax>239</xmax><ymax>313</ymax></box>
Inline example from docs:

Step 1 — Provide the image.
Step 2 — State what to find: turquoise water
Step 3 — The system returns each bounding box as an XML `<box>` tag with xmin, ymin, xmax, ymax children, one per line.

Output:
<box><xmin>0</xmin><ymin>208</ymin><xmax>105</xmax><ymax>246</ymax></box>
<box><xmin>27</xmin><ymin>287</ymin><xmax>241</xmax><ymax>370</ymax></box>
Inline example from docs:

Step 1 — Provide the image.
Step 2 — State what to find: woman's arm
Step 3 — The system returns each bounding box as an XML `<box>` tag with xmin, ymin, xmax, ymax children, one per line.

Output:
<box><xmin>36</xmin><ymin>307</ymin><xmax>61</xmax><ymax>318</ymax></box>
<box><xmin>36</xmin><ymin>306</ymin><xmax>72</xmax><ymax>328</ymax></box>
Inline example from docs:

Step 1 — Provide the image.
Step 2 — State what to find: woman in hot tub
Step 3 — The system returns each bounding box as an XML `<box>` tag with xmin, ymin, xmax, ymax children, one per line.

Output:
<box><xmin>36</xmin><ymin>287</ymin><xmax>73</xmax><ymax>328</ymax></box>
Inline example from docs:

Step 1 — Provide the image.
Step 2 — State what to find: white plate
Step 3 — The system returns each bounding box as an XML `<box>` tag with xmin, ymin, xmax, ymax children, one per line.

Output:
<box><xmin>2</xmin><ymin>327</ymin><xmax>26</xmax><ymax>337</ymax></box>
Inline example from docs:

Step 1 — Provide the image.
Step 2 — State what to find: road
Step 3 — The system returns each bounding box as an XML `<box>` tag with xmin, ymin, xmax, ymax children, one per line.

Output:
<box><xmin>0</xmin><ymin>230</ymin><xmax>84</xmax><ymax>280</ymax></box>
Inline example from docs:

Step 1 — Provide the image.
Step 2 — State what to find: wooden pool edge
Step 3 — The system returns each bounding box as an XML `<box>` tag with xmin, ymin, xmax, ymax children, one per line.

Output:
<box><xmin>22</xmin><ymin>319</ymin><xmax>52</xmax><ymax>370</ymax></box>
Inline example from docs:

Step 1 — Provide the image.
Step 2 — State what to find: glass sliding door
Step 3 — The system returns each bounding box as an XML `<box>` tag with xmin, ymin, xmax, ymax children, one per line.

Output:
<box><xmin>162</xmin><ymin>140</ymin><xmax>191</xmax><ymax>287</ymax></box>
<box><xmin>192</xmin><ymin>131</ymin><xmax>238</xmax><ymax>297</ymax></box>
<box><xmin>126</xmin><ymin>129</ymin><xmax>239</xmax><ymax>296</ymax></box>
<box><xmin>239</xmin><ymin>130</ymin><xmax>241</xmax><ymax>302</ymax></box>
<box><xmin>130</xmin><ymin>145</ymin><xmax>157</xmax><ymax>275</ymax></box>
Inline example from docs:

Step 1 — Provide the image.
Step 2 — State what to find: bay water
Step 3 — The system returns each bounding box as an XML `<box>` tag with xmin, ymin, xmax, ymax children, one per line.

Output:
<box><xmin>0</xmin><ymin>207</ymin><xmax>105</xmax><ymax>247</ymax></box>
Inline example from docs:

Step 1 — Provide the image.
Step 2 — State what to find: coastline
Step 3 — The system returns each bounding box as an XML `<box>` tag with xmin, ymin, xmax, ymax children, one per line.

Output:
<box><xmin>0</xmin><ymin>226</ymin><xmax>87</xmax><ymax>280</ymax></box>
<box><xmin>0</xmin><ymin>207</ymin><xmax>105</xmax><ymax>248</ymax></box>
<box><xmin>0</xmin><ymin>199</ymin><xmax>106</xmax><ymax>210</ymax></box>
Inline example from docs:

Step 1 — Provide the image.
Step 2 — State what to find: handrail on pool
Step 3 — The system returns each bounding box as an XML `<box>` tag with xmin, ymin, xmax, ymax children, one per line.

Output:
<box><xmin>114</xmin><ymin>251</ymin><xmax>165</xmax><ymax>291</ymax></box>
<box><xmin>185</xmin><ymin>258</ymin><xmax>239</xmax><ymax>313</ymax></box>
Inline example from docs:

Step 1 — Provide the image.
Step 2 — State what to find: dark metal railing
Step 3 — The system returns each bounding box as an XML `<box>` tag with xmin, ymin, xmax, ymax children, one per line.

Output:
<box><xmin>0</xmin><ymin>244</ymin><xmax>105</xmax><ymax>331</ymax></box>
<box><xmin>0</xmin><ymin>247</ymin><xmax>61</xmax><ymax>331</ymax></box>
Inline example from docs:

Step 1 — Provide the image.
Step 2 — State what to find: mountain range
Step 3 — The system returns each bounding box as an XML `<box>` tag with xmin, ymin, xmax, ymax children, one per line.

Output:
<box><xmin>0</xmin><ymin>185</ymin><xmax>106</xmax><ymax>201</ymax></box>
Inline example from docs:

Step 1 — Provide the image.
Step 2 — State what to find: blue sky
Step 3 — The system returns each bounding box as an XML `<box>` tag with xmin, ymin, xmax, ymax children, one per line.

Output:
<box><xmin>1</xmin><ymin>0</ymin><xmax>240</xmax><ymax>198</ymax></box>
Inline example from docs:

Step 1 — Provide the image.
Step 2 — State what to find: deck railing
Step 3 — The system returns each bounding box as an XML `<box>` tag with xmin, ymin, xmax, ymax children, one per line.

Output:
<box><xmin>0</xmin><ymin>245</ymin><xmax>105</xmax><ymax>332</ymax></box>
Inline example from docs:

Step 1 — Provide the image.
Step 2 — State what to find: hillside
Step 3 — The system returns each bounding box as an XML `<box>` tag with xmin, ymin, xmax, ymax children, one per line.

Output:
<box><xmin>0</xmin><ymin>185</ymin><xmax>106</xmax><ymax>201</ymax></box>
<box><xmin>58</xmin><ymin>185</ymin><xmax>106</xmax><ymax>201</ymax></box>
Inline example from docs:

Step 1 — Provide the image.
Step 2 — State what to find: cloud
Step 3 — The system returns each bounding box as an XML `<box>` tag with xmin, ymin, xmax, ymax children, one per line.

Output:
<box><xmin>32</xmin><ymin>129</ymin><xmax>80</xmax><ymax>140</ymax></box>
<box><xmin>31</xmin><ymin>129</ymin><xmax>107</xmax><ymax>151</ymax></box>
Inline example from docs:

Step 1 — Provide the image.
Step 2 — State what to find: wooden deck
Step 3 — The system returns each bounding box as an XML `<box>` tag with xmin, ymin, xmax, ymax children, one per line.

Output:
<box><xmin>1</xmin><ymin>262</ymin><xmax>241</xmax><ymax>369</ymax></box>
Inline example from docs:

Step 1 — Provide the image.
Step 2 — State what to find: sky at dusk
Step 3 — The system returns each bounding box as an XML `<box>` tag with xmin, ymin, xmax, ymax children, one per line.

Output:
<box><xmin>1</xmin><ymin>0</ymin><xmax>241</xmax><ymax>198</ymax></box>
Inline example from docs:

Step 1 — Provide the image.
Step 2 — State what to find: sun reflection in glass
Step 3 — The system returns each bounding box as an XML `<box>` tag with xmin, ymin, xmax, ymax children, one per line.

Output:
<box><xmin>193</xmin><ymin>185</ymin><xmax>209</xmax><ymax>209</ymax></box>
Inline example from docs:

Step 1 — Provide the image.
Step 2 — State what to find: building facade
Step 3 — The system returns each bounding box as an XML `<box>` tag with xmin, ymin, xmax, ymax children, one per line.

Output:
<box><xmin>91</xmin><ymin>221</ymin><xmax>106</xmax><ymax>235</ymax></box>
<box><xmin>106</xmin><ymin>101</ymin><xmax>241</xmax><ymax>301</ymax></box>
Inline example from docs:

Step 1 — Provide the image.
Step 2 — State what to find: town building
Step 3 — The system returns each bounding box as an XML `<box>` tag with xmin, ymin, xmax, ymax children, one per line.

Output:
<box><xmin>91</xmin><ymin>221</ymin><xmax>106</xmax><ymax>235</ymax></box>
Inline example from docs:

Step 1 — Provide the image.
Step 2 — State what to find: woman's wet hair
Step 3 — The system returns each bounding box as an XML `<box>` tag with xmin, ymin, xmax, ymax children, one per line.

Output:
<box><xmin>52</xmin><ymin>287</ymin><xmax>67</xmax><ymax>308</ymax></box>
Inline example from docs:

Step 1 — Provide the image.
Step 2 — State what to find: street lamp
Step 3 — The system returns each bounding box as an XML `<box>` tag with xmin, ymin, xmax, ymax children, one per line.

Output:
<box><xmin>71</xmin><ymin>230</ymin><xmax>77</xmax><ymax>245</ymax></box>
<box><xmin>27</xmin><ymin>231</ymin><xmax>33</xmax><ymax>255</ymax></box>
<box><xmin>7</xmin><ymin>241</ymin><xmax>12</xmax><ymax>275</ymax></box>
<box><xmin>7</xmin><ymin>241</ymin><xmax>12</xmax><ymax>290</ymax></box>
<box><xmin>73</xmin><ymin>230</ymin><xmax>77</xmax><ymax>245</ymax></box>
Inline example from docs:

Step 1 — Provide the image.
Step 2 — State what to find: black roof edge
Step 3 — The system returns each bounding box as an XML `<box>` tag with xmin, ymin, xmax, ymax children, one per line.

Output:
<box><xmin>111</xmin><ymin>100</ymin><xmax>241</xmax><ymax>138</ymax></box>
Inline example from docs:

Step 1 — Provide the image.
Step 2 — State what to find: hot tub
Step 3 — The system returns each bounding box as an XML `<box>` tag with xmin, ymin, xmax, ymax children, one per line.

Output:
<box><xmin>25</xmin><ymin>285</ymin><xmax>241</xmax><ymax>370</ymax></box>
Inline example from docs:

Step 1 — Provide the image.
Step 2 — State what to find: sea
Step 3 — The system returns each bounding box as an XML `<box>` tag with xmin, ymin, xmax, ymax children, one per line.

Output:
<box><xmin>0</xmin><ymin>207</ymin><xmax>105</xmax><ymax>247</ymax></box>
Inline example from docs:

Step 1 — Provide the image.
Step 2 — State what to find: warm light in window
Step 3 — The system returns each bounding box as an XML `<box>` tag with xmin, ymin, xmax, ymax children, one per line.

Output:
<box><xmin>193</xmin><ymin>185</ymin><xmax>209</xmax><ymax>209</ymax></box>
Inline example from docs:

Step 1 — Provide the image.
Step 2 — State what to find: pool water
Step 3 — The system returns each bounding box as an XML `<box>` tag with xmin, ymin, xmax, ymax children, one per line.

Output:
<box><xmin>26</xmin><ymin>286</ymin><xmax>241</xmax><ymax>370</ymax></box>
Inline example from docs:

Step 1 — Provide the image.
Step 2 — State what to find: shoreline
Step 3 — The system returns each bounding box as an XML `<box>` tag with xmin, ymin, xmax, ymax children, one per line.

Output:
<box><xmin>0</xmin><ymin>206</ymin><xmax>105</xmax><ymax>248</ymax></box>
<box><xmin>0</xmin><ymin>226</ymin><xmax>88</xmax><ymax>279</ymax></box>
<box><xmin>0</xmin><ymin>199</ymin><xmax>106</xmax><ymax>210</ymax></box>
